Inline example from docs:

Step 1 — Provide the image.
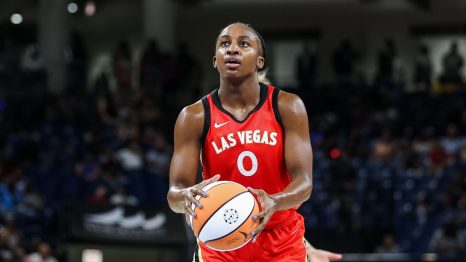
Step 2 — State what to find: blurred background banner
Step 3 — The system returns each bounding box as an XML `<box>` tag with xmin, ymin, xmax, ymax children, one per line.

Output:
<box><xmin>62</xmin><ymin>204</ymin><xmax>186</xmax><ymax>245</ymax></box>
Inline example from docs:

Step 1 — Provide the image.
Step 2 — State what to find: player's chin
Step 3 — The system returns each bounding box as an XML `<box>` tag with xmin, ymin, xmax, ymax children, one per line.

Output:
<box><xmin>222</xmin><ymin>68</ymin><xmax>241</xmax><ymax>75</ymax></box>
<box><xmin>221</xmin><ymin>69</ymin><xmax>253</xmax><ymax>80</ymax></box>
<box><xmin>222</xmin><ymin>71</ymin><xmax>245</xmax><ymax>80</ymax></box>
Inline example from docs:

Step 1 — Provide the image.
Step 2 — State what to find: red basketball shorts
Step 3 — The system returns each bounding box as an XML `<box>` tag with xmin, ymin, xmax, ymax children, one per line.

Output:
<box><xmin>193</xmin><ymin>212</ymin><xmax>307</xmax><ymax>262</ymax></box>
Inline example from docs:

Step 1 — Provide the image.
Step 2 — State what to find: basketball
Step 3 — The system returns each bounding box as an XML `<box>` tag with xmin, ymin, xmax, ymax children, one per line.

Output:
<box><xmin>190</xmin><ymin>181</ymin><xmax>260</xmax><ymax>251</ymax></box>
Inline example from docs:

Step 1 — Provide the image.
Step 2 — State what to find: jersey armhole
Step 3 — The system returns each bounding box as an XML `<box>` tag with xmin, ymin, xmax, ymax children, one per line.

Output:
<box><xmin>201</xmin><ymin>96</ymin><xmax>210</xmax><ymax>145</ymax></box>
<box><xmin>272</xmin><ymin>87</ymin><xmax>284</xmax><ymax>130</ymax></box>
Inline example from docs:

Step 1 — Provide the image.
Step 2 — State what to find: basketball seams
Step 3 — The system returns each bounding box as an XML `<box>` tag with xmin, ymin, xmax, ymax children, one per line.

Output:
<box><xmin>191</xmin><ymin>181</ymin><xmax>230</xmax><ymax>229</ymax></box>
<box><xmin>204</xmin><ymin>192</ymin><xmax>257</xmax><ymax>245</ymax></box>
<box><xmin>192</xmin><ymin>181</ymin><xmax>259</xmax><ymax>251</ymax></box>
<box><xmin>197</xmin><ymin>191</ymin><xmax>251</xmax><ymax>242</ymax></box>
<box><xmin>201</xmin><ymin>180</ymin><xmax>230</xmax><ymax>192</ymax></box>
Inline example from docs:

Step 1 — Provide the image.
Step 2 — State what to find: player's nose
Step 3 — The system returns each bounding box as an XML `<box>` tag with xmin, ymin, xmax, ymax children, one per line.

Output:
<box><xmin>226</xmin><ymin>42</ymin><xmax>240</xmax><ymax>55</ymax></box>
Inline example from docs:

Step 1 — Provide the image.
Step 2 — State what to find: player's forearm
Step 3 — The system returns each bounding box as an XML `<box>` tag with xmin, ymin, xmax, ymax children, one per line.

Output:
<box><xmin>272</xmin><ymin>174</ymin><xmax>312</xmax><ymax>211</ymax></box>
<box><xmin>167</xmin><ymin>186</ymin><xmax>187</xmax><ymax>214</ymax></box>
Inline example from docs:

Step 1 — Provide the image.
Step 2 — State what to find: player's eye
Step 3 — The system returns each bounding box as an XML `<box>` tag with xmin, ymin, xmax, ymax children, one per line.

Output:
<box><xmin>220</xmin><ymin>41</ymin><xmax>229</xmax><ymax>47</ymax></box>
<box><xmin>240</xmin><ymin>41</ymin><xmax>249</xmax><ymax>47</ymax></box>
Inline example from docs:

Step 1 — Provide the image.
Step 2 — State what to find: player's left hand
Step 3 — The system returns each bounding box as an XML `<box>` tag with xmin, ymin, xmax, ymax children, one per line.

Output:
<box><xmin>308</xmin><ymin>248</ymin><xmax>343</xmax><ymax>262</ymax></box>
<box><xmin>305</xmin><ymin>239</ymin><xmax>343</xmax><ymax>262</ymax></box>
<box><xmin>247</xmin><ymin>187</ymin><xmax>277</xmax><ymax>243</ymax></box>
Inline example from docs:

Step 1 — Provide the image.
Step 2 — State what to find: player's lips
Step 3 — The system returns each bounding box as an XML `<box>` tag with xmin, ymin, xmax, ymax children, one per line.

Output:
<box><xmin>225</xmin><ymin>56</ymin><xmax>241</xmax><ymax>70</ymax></box>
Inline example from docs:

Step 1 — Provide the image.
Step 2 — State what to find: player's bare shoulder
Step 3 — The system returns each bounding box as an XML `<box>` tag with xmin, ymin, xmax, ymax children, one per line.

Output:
<box><xmin>175</xmin><ymin>100</ymin><xmax>205</xmax><ymax>139</ymax></box>
<box><xmin>276</xmin><ymin>90</ymin><xmax>308</xmax><ymax>124</ymax></box>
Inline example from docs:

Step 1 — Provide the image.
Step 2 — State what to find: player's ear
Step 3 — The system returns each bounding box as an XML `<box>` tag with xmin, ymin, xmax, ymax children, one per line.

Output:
<box><xmin>213</xmin><ymin>56</ymin><xmax>217</xmax><ymax>68</ymax></box>
<box><xmin>257</xmin><ymin>56</ymin><xmax>265</xmax><ymax>70</ymax></box>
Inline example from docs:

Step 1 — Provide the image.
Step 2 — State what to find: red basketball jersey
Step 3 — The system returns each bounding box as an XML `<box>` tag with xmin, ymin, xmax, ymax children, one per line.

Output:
<box><xmin>201</xmin><ymin>83</ymin><xmax>298</xmax><ymax>229</ymax></box>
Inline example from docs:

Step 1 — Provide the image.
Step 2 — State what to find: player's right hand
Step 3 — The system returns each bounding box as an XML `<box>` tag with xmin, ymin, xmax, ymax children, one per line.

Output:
<box><xmin>183</xmin><ymin>174</ymin><xmax>220</xmax><ymax>225</ymax></box>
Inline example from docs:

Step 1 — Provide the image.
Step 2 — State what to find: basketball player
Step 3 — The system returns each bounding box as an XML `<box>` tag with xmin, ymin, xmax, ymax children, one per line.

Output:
<box><xmin>167</xmin><ymin>22</ymin><xmax>342</xmax><ymax>262</ymax></box>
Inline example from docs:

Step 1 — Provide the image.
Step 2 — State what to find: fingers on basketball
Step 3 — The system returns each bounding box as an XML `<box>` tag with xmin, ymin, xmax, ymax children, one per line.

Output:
<box><xmin>200</xmin><ymin>174</ymin><xmax>221</xmax><ymax>187</ymax></box>
<box><xmin>187</xmin><ymin>189</ymin><xmax>202</xmax><ymax>207</ymax></box>
<box><xmin>185</xmin><ymin>201</ymin><xmax>196</xmax><ymax>217</ymax></box>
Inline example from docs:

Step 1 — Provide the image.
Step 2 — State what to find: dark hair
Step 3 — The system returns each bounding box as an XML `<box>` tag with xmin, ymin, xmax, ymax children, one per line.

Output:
<box><xmin>216</xmin><ymin>22</ymin><xmax>267</xmax><ymax>72</ymax></box>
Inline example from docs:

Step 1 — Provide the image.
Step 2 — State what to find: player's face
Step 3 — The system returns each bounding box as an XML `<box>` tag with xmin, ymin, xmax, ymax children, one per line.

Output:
<box><xmin>214</xmin><ymin>24</ymin><xmax>264</xmax><ymax>80</ymax></box>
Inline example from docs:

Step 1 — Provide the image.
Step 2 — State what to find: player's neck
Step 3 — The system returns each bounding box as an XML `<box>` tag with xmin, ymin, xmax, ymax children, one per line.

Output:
<box><xmin>218</xmin><ymin>77</ymin><xmax>261</xmax><ymax>108</ymax></box>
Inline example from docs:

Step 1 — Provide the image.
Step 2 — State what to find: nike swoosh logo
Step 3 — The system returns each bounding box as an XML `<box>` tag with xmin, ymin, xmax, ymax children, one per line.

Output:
<box><xmin>214</xmin><ymin>121</ymin><xmax>230</xmax><ymax>128</ymax></box>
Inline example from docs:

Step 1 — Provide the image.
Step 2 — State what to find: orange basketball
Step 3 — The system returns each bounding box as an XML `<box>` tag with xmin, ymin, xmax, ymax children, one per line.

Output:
<box><xmin>190</xmin><ymin>181</ymin><xmax>259</xmax><ymax>251</ymax></box>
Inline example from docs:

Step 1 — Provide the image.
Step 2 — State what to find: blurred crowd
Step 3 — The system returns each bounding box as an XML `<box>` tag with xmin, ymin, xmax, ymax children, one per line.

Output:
<box><xmin>0</xmin><ymin>33</ymin><xmax>465</xmax><ymax>261</ymax></box>
<box><xmin>296</xmin><ymin>38</ymin><xmax>466</xmax><ymax>257</ymax></box>
<box><xmin>0</xmin><ymin>34</ymin><xmax>198</xmax><ymax>261</ymax></box>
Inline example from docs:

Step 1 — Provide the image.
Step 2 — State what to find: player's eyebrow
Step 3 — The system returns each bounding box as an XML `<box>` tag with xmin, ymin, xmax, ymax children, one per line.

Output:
<box><xmin>218</xmin><ymin>34</ymin><xmax>255</xmax><ymax>40</ymax></box>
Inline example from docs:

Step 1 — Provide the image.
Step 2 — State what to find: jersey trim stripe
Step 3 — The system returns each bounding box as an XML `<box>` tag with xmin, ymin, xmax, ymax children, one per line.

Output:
<box><xmin>272</xmin><ymin>87</ymin><xmax>284</xmax><ymax>131</ymax></box>
<box><xmin>211</xmin><ymin>83</ymin><xmax>268</xmax><ymax>123</ymax></box>
<box><xmin>201</xmin><ymin>95</ymin><xmax>210</xmax><ymax>145</ymax></box>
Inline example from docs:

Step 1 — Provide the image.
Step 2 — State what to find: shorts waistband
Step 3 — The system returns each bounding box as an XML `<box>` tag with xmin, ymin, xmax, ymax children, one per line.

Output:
<box><xmin>263</xmin><ymin>211</ymin><xmax>303</xmax><ymax>232</ymax></box>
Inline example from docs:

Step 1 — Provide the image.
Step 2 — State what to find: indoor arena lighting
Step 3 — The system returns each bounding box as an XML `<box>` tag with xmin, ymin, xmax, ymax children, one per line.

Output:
<box><xmin>82</xmin><ymin>249</ymin><xmax>102</xmax><ymax>262</ymax></box>
<box><xmin>67</xmin><ymin>2</ymin><xmax>79</xmax><ymax>14</ymax></box>
<box><xmin>10</xmin><ymin>13</ymin><xmax>23</xmax><ymax>25</ymax></box>
<box><xmin>330</xmin><ymin>148</ymin><xmax>341</xmax><ymax>159</ymax></box>
<box><xmin>85</xmin><ymin>1</ymin><xmax>96</xmax><ymax>16</ymax></box>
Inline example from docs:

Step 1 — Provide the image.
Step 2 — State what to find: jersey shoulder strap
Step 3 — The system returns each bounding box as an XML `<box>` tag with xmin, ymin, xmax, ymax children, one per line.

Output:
<box><xmin>201</xmin><ymin>95</ymin><xmax>210</xmax><ymax>145</ymax></box>
<box><xmin>271</xmin><ymin>86</ymin><xmax>284</xmax><ymax>130</ymax></box>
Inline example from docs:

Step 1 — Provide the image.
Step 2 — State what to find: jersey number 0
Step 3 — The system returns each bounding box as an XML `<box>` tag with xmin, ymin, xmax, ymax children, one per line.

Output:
<box><xmin>237</xmin><ymin>151</ymin><xmax>258</xmax><ymax>177</ymax></box>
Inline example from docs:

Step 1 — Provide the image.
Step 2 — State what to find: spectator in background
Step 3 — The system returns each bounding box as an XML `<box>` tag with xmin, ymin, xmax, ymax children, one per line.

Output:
<box><xmin>440</xmin><ymin>41</ymin><xmax>464</xmax><ymax>87</ymax></box>
<box><xmin>139</xmin><ymin>39</ymin><xmax>163</xmax><ymax>92</ymax></box>
<box><xmin>174</xmin><ymin>42</ymin><xmax>203</xmax><ymax>105</ymax></box>
<box><xmin>16</xmin><ymin>183</ymin><xmax>44</xmax><ymax>218</ymax></box>
<box><xmin>0</xmin><ymin>217</ymin><xmax>21</xmax><ymax>253</ymax></box>
<box><xmin>116</xmin><ymin>140</ymin><xmax>144</xmax><ymax>172</ymax></box>
<box><xmin>413</xmin><ymin>44</ymin><xmax>432</xmax><ymax>92</ymax></box>
<box><xmin>440</xmin><ymin>124</ymin><xmax>465</xmax><ymax>156</ymax></box>
<box><xmin>66</xmin><ymin>32</ymin><xmax>88</xmax><ymax>95</ymax></box>
<box><xmin>429</xmin><ymin>220</ymin><xmax>464</xmax><ymax>257</ymax></box>
<box><xmin>94</xmin><ymin>73</ymin><xmax>119</xmax><ymax>125</ymax></box>
<box><xmin>28</xmin><ymin>242</ymin><xmax>58</xmax><ymax>262</ymax></box>
<box><xmin>336</xmin><ymin>196</ymin><xmax>359</xmax><ymax>234</ymax></box>
<box><xmin>0</xmin><ymin>169</ymin><xmax>23</xmax><ymax>217</ymax></box>
<box><xmin>459</xmin><ymin>146</ymin><xmax>466</xmax><ymax>168</ymax></box>
<box><xmin>428</xmin><ymin>140</ymin><xmax>449</xmax><ymax>171</ymax></box>
<box><xmin>110</xmin><ymin>186</ymin><xmax>138</xmax><ymax>206</ymax></box>
<box><xmin>139</xmin><ymin>97</ymin><xmax>161</xmax><ymax>127</ymax></box>
<box><xmin>296</xmin><ymin>43</ymin><xmax>318</xmax><ymax>89</ymax></box>
<box><xmin>87</xmin><ymin>185</ymin><xmax>109</xmax><ymax>205</ymax></box>
<box><xmin>412</xmin><ymin>127</ymin><xmax>435</xmax><ymax>156</ymax></box>
<box><xmin>113</xmin><ymin>40</ymin><xmax>133</xmax><ymax>91</ymax></box>
<box><xmin>375</xmin><ymin>38</ymin><xmax>397</xmax><ymax>86</ymax></box>
<box><xmin>328</xmin><ymin>150</ymin><xmax>357</xmax><ymax>194</ymax></box>
<box><xmin>415</xmin><ymin>194</ymin><xmax>430</xmax><ymax>225</ymax></box>
<box><xmin>117</xmin><ymin>118</ymin><xmax>140</xmax><ymax>142</ymax></box>
<box><xmin>15</xmin><ymin>246</ymin><xmax>28</xmax><ymax>262</ymax></box>
<box><xmin>371</xmin><ymin>129</ymin><xmax>397</xmax><ymax>162</ymax></box>
<box><xmin>145</xmin><ymin>129</ymin><xmax>171</xmax><ymax>175</ymax></box>
<box><xmin>375</xmin><ymin>233</ymin><xmax>401</xmax><ymax>253</ymax></box>
<box><xmin>450</xmin><ymin>170</ymin><xmax>466</xmax><ymax>208</ymax></box>
<box><xmin>332</xmin><ymin>39</ymin><xmax>357</xmax><ymax>85</ymax></box>
<box><xmin>0</xmin><ymin>241</ymin><xmax>15</xmax><ymax>262</ymax></box>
